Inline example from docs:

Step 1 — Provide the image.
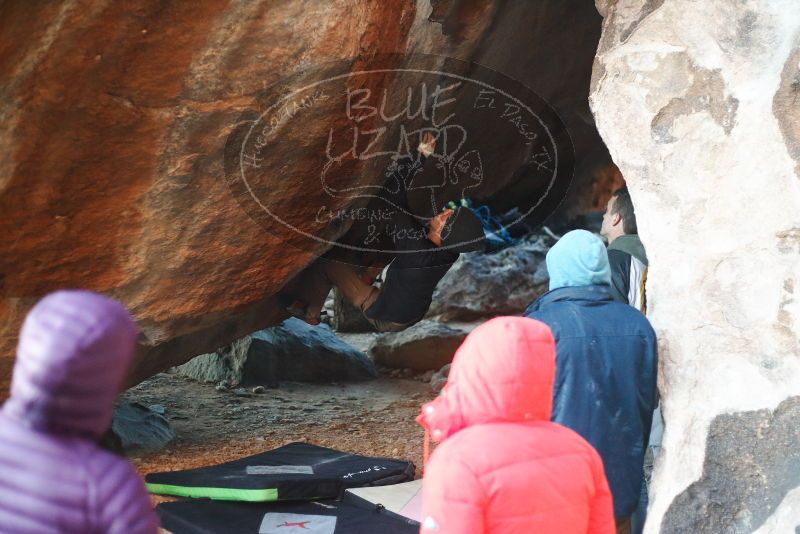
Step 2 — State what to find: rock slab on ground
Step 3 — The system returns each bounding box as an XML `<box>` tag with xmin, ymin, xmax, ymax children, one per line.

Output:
<box><xmin>430</xmin><ymin>364</ymin><xmax>451</xmax><ymax>393</ymax></box>
<box><xmin>332</xmin><ymin>287</ymin><xmax>376</xmax><ymax>333</ymax></box>
<box><xmin>369</xmin><ymin>321</ymin><xmax>467</xmax><ymax>372</ymax></box>
<box><xmin>426</xmin><ymin>236</ymin><xmax>551</xmax><ymax>321</ymax></box>
<box><xmin>177</xmin><ymin>318</ymin><xmax>376</xmax><ymax>386</ymax></box>
<box><xmin>111</xmin><ymin>402</ymin><xmax>175</xmax><ymax>450</ymax></box>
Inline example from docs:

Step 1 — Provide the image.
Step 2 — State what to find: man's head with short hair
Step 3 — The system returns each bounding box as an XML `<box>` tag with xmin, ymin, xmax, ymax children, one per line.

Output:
<box><xmin>600</xmin><ymin>186</ymin><xmax>637</xmax><ymax>243</ymax></box>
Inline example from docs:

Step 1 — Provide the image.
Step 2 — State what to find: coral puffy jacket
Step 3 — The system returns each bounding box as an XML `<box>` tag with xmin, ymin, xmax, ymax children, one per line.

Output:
<box><xmin>417</xmin><ymin>317</ymin><xmax>615</xmax><ymax>534</ymax></box>
<box><xmin>0</xmin><ymin>291</ymin><xmax>158</xmax><ymax>533</ymax></box>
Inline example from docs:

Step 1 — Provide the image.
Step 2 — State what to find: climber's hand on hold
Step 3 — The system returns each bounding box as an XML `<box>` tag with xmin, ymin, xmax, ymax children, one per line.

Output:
<box><xmin>418</xmin><ymin>131</ymin><xmax>437</xmax><ymax>157</ymax></box>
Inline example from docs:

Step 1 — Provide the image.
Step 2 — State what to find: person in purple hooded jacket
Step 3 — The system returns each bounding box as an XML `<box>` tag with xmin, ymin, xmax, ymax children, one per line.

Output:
<box><xmin>0</xmin><ymin>290</ymin><xmax>158</xmax><ymax>533</ymax></box>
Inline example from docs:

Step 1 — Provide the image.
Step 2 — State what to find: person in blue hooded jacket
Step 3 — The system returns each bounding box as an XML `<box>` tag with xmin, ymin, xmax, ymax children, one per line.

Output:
<box><xmin>524</xmin><ymin>229</ymin><xmax>657</xmax><ymax>534</ymax></box>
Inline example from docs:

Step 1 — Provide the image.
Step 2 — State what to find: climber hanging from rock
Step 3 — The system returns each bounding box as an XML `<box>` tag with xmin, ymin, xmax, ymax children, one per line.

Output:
<box><xmin>283</xmin><ymin>131</ymin><xmax>486</xmax><ymax>332</ymax></box>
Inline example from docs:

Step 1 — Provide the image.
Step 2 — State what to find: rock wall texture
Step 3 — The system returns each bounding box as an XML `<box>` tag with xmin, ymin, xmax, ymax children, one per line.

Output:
<box><xmin>0</xmin><ymin>0</ymin><xmax>418</xmax><ymax>387</ymax></box>
<box><xmin>425</xmin><ymin>235</ymin><xmax>550</xmax><ymax>321</ymax></box>
<box><xmin>591</xmin><ymin>1</ymin><xmax>800</xmax><ymax>532</ymax></box>
<box><xmin>0</xmin><ymin>0</ymin><xmax>607</xmax><ymax>388</ymax></box>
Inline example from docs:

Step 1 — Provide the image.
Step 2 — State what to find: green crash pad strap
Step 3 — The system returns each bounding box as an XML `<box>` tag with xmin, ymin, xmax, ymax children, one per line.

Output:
<box><xmin>146</xmin><ymin>483</ymin><xmax>279</xmax><ymax>502</ymax></box>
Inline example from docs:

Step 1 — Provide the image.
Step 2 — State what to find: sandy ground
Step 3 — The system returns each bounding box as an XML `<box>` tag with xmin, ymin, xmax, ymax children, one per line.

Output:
<box><xmin>125</xmin><ymin>370</ymin><xmax>438</xmax><ymax>485</ymax></box>
<box><xmin>123</xmin><ymin>324</ymin><xmax>483</xmax><ymax>485</ymax></box>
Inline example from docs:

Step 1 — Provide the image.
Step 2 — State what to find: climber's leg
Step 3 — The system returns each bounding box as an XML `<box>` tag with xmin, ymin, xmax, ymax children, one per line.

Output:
<box><xmin>320</xmin><ymin>260</ymin><xmax>380</xmax><ymax>313</ymax></box>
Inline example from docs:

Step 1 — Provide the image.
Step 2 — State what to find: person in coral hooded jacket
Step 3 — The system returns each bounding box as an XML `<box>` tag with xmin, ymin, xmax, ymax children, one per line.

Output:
<box><xmin>416</xmin><ymin>316</ymin><xmax>615</xmax><ymax>534</ymax></box>
<box><xmin>0</xmin><ymin>290</ymin><xmax>158</xmax><ymax>533</ymax></box>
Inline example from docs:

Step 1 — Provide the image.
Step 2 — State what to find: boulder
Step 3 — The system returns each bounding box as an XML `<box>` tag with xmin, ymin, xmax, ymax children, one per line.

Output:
<box><xmin>592</xmin><ymin>1</ymin><xmax>800</xmax><ymax>531</ymax></box>
<box><xmin>331</xmin><ymin>288</ymin><xmax>375</xmax><ymax>333</ymax></box>
<box><xmin>429</xmin><ymin>364</ymin><xmax>451</xmax><ymax>393</ymax></box>
<box><xmin>111</xmin><ymin>402</ymin><xmax>175</xmax><ymax>450</ymax></box>
<box><xmin>0</xmin><ymin>1</ymin><xmax>608</xmax><ymax>391</ymax></box>
<box><xmin>426</xmin><ymin>236</ymin><xmax>551</xmax><ymax>321</ymax></box>
<box><xmin>369</xmin><ymin>321</ymin><xmax>467</xmax><ymax>371</ymax></box>
<box><xmin>177</xmin><ymin>318</ymin><xmax>376</xmax><ymax>386</ymax></box>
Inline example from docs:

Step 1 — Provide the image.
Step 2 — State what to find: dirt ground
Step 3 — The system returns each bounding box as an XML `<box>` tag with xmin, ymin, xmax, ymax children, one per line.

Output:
<box><xmin>124</xmin><ymin>369</ymin><xmax>438</xmax><ymax>486</ymax></box>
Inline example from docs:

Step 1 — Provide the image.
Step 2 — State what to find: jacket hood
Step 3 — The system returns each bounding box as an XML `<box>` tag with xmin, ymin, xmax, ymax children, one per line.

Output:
<box><xmin>3</xmin><ymin>290</ymin><xmax>138</xmax><ymax>439</ymax></box>
<box><xmin>608</xmin><ymin>234</ymin><xmax>648</xmax><ymax>266</ymax></box>
<box><xmin>547</xmin><ymin>229</ymin><xmax>611</xmax><ymax>290</ymax></box>
<box><xmin>417</xmin><ymin>317</ymin><xmax>555</xmax><ymax>443</ymax></box>
<box><xmin>525</xmin><ymin>285</ymin><xmax>616</xmax><ymax>314</ymax></box>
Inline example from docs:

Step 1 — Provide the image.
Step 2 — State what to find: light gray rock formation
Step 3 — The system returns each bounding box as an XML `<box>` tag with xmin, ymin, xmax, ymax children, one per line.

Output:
<box><xmin>591</xmin><ymin>1</ymin><xmax>800</xmax><ymax>532</ymax></box>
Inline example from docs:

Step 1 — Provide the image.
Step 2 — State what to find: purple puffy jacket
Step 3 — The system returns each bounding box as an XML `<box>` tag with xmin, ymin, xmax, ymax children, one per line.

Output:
<box><xmin>0</xmin><ymin>290</ymin><xmax>159</xmax><ymax>533</ymax></box>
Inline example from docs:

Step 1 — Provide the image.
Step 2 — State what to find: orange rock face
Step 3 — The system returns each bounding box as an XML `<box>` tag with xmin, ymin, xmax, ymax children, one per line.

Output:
<box><xmin>0</xmin><ymin>1</ymin><xmax>607</xmax><ymax>390</ymax></box>
<box><xmin>0</xmin><ymin>1</ymin><xmax>419</xmax><ymax>387</ymax></box>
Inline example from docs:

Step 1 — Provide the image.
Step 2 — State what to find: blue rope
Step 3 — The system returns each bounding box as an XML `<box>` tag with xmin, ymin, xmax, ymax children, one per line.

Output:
<box><xmin>445</xmin><ymin>199</ymin><xmax>516</xmax><ymax>249</ymax></box>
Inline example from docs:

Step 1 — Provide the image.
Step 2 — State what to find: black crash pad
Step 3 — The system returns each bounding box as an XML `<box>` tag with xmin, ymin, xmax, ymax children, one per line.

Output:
<box><xmin>146</xmin><ymin>442</ymin><xmax>415</xmax><ymax>501</ymax></box>
<box><xmin>157</xmin><ymin>498</ymin><xmax>419</xmax><ymax>534</ymax></box>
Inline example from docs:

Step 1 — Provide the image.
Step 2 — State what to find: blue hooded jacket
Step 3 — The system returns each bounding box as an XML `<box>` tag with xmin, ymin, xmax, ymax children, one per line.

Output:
<box><xmin>524</xmin><ymin>230</ymin><xmax>657</xmax><ymax>518</ymax></box>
